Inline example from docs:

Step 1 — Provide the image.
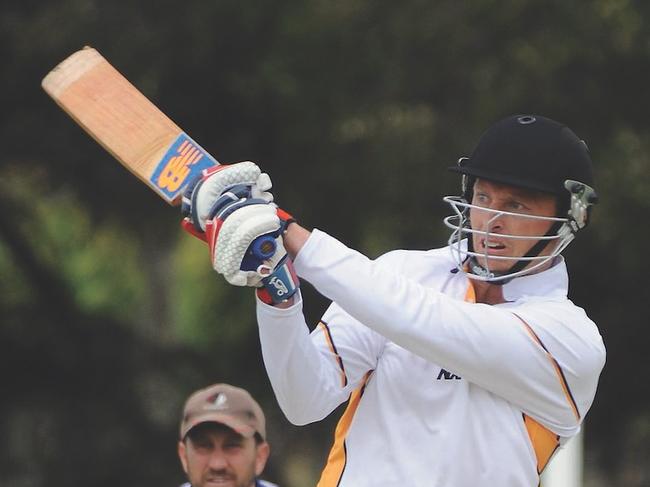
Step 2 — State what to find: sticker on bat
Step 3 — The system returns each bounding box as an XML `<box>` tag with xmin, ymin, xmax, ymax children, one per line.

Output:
<box><xmin>150</xmin><ymin>133</ymin><xmax>217</xmax><ymax>201</ymax></box>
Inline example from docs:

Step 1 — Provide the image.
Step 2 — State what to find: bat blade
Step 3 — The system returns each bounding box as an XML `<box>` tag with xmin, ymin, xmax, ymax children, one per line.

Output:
<box><xmin>41</xmin><ymin>46</ymin><xmax>217</xmax><ymax>205</ymax></box>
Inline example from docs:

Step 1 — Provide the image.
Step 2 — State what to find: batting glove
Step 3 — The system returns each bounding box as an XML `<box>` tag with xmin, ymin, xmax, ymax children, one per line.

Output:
<box><xmin>207</xmin><ymin>198</ymin><xmax>299</xmax><ymax>304</ymax></box>
<box><xmin>180</xmin><ymin>161</ymin><xmax>299</xmax><ymax>304</ymax></box>
<box><xmin>181</xmin><ymin>161</ymin><xmax>273</xmax><ymax>239</ymax></box>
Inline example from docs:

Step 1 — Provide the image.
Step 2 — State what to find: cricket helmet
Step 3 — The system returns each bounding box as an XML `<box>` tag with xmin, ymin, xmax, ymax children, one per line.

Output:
<box><xmin>449</xmin><ymin>114</ymin><xmax>595</xmax><ymax>199</ymax></box>
<box><xmin>443</xmin><ymin>115</ymin><xmax>598</xmax><ymax>282</ymax></box>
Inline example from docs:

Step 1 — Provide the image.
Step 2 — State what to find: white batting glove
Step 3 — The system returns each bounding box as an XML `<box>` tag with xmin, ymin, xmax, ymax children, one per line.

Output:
<box><xmin>181</xmin><ymin>161</ymin><xmax>299</xmax><ymax>303</ymax></box>
<box><xmin>181</xmin><ymin>161</ymin><xmax>273</xmax><ymax>236</ymax></box>
<box><xmin>207</xmin><ymin>201</ymin><xmax>299</xmax><ymax>301</ymax></box>
<box><xmin>209</xmin><ymin>203</ymin><xmax>282</xmax><ymax>286</ymax></box>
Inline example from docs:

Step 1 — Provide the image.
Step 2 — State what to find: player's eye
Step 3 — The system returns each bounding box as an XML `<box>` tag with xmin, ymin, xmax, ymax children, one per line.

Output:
<box><xmin>473</xmin><ymin>193</ymin><xmax>490</xmax><ymax>206</ymax></box>
<box><xmin>194</xmin><ymin>442</ymin><xmax>212</xmax><ymax>452</ymax></box>
<box><xmin>223</xmin><ymin>441</ymin><xmax>244</xmax><ymax>450</ymax></box>
<box><xmin>507</xmin><ymin>200</ymin><xmax>528</xmax><ymax>212</ymax></box>
<box><xmin>191</xmin><ymin>436</ymin><xmax>214</xmax><ymax>450</ymax></box>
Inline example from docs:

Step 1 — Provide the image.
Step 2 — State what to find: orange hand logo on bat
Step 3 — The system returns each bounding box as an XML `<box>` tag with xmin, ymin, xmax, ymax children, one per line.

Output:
<box><xmin>157</xmin><ymin>140</ymin><xmax>204</xmax><ymax>192</ymax></box>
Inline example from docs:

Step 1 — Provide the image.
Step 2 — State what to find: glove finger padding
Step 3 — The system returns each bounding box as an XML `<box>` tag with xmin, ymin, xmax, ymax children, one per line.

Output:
<box><xmin>193</xmin><ymin>161</ymin><xmax>273</xmax><ymax>232</ymax></box>
<box><xmin>211</xmin><ymin>204</ymin><xmax>282</xmax><ymax>286</ymax></box>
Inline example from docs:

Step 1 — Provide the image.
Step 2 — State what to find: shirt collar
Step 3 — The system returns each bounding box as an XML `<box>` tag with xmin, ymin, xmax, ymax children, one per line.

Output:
<box><xmin>500</xmin><ymin>255</ymin><xmax>569</xmax><ymax>302</ymax></box>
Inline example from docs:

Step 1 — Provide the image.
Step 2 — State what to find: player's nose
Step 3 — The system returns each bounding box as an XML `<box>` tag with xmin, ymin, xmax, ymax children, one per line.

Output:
<box><xmin>207</xmin><ymin>449</ymin><xmax>229</xmax><ymax>470</ymax></box>
<box><xmin>473</xmin><ymin>208</ymin><xmax>505</xmax><ymax>234</ymax></box>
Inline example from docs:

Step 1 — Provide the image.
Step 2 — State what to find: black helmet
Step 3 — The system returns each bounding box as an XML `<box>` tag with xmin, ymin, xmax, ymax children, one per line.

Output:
<box><xmin>450</xmin><ymin>114</ymin><xmax>596</xmax><ymax>204</ymax></box>
<box><xmin>443</xmin><ymin>115</ymin><xmax>599</xmax><ymax>283</ymax></box>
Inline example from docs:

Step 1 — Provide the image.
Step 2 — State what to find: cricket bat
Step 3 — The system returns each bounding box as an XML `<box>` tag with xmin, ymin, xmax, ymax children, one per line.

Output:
<box><xmin>41</xmin><ymin>46</ymin><xmax>216</xmax><ymax>205</ymax></box>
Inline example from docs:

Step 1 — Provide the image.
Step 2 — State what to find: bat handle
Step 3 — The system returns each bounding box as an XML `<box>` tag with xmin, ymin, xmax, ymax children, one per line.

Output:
<box><xmin>250</xmin><ymin>235</ymin><xmax>277</xmax><ymax>260</ymax></box>
<box><xmin>239</xmin><ymin>234</ymin><xmax>279</xmax><ymax>273</ymax></box>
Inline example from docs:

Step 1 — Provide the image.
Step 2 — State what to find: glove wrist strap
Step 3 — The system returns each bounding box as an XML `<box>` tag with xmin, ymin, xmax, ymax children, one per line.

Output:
<box><xmin>256</xmin><ymin>255</ymin><xmax>300</xmax><ymax>304</ymax></box>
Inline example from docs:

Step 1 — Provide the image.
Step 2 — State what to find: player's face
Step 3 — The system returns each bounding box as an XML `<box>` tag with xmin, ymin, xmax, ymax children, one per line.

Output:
<box><xmin>178</xmin><ymin>423</ymin><xmax>269</xmax><ymax>487</ymax></box>
<box><xmin>469</xmin><ymin>179</ymin><xmax>558</xmax><ymax>274</ymax></box>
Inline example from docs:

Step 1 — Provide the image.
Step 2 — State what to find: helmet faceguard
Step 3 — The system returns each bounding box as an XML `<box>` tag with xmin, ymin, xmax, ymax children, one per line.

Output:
<box><xmin>443</xmin><ymin>179</ymin><xmax>597</xmax><ymax>282</ymax></box>
<box><xmin>444</xmin><ymin>115</ymin><xmax>599</xmax><ymax>283</ymax></box>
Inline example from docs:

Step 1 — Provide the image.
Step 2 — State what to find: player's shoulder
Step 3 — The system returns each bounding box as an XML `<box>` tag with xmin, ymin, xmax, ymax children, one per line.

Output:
<box><xmin>517</xmin><ymin>295</ymin><xmax>592</xmax><ymax>321</ymax></box>
<box><xmin>519</xmin><ymin>298</ymin><xmax>606</xmax><ymax>375</ymax></box>
<box><xmin>515</xmin><ymin>298</ymin><xmax>604</xmax><ymax>351</ymax></box>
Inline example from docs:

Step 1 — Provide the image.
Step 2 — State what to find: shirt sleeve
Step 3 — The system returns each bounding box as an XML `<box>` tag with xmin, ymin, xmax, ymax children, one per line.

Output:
<box><xmin>256</xmin><ymin>291</ymin><xmax>386</xmax><ymax>426</ymax></box>
<box><xmin>292</xmin><ymin>229</ymin><xmax>606</xmax><ymax>436</ymax></box>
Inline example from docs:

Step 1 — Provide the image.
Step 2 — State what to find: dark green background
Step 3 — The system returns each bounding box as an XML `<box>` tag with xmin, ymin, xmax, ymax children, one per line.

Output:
<box><xmin>1</xmin><ymin>1</ymin><xmax>648</xmax><ymax>485</ymax></box>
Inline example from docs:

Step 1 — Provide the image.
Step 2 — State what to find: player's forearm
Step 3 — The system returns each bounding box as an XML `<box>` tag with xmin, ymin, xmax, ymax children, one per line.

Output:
<box><xmin>283</xmin><ymin>222</ymin><xmax>311</xmax><ymax>259</ymax></box>
<box><xmin>268</xmin><ymin>223</ymin><xmax>310</xmax><ymax>309</ymax></box>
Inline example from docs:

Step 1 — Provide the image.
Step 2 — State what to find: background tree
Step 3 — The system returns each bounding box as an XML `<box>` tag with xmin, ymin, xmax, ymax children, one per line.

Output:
<box><xmin>1</xmin><ymin>0</ymin><xmax>648</xmax><ymax>485</ymax></box>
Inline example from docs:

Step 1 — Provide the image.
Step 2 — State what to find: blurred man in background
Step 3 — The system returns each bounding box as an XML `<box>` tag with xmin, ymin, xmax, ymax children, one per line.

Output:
<box><xmin>178</xmin><ymin>383</ymin><xmax>277</xmax><ymax>487</ymax></box>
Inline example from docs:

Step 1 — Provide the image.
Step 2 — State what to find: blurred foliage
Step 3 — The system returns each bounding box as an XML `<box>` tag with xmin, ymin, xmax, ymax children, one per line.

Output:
<box><xmin>1</xmin><ymin>0</ymin><xmax>649</xmax><ymax>486</ymax></box>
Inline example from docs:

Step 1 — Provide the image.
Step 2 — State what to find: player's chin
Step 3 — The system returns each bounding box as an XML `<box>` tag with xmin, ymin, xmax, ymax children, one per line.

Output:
<box><xmin>476</xmin><ymin>256</ymin><xmax>512</xmax><ymax>274</ymax></box>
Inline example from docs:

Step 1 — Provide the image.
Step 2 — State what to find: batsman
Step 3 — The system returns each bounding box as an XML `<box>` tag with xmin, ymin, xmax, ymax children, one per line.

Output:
<box><xmin>182</xmin><ymin>115</ymin><xmax>606</xmax><ymax>487</ymax></box>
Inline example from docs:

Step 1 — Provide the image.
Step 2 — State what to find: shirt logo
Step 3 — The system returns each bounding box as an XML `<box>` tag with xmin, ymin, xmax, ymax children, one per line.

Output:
<box><xmin>437</xmin><ymin>368</ymin><xmax>462</xmax><ymax>380</ymax></box>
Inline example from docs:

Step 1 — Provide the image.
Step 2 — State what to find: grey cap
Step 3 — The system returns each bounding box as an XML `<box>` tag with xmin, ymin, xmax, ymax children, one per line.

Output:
<box><xmin>180</xmin><ymin>383</ymin><xmax>266</xmax><ymax>440</ymax></box>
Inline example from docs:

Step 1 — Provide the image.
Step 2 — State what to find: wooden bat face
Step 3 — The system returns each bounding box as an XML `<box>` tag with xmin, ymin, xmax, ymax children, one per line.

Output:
<box><xmin>41</xmin><ymin>46</ymin><xmax>217</xmax><ymax>205</ymax></box>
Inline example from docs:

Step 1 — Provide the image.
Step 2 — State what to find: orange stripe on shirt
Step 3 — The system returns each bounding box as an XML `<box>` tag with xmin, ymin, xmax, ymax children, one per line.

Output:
<box><xmin>319</xmin><ymin>321</ymin><xmax>348</xmax><ymax>387</ymax></box>
<box><xmin>523</xmin><ymin>414</ymin><xmax>560</xmax><ymax>474</ymax></box>
<box><xmin>317</xmin><ymin>371</ymin><xmax>373</xmax><ymax>487</ymax></box>
<box><xmin>464</xmin><ymin>280</ymin><xmax>477</xmax><ymax>303</ymax></box>
<box><xmin>513</xmin><ymin>314</ymin><xmax>581</xmax><ymax>422</ymax></box>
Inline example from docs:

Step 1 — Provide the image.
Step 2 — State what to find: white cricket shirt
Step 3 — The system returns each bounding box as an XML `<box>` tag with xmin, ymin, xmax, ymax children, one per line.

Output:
<box><xmin>257</xmin><ymin>230</ymin><xmax>605</xmax><ymax>487</ymax></box>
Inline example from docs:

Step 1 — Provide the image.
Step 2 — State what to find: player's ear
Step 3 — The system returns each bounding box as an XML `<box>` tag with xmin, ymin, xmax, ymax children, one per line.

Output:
<box><xmin>254</xmin><ymin>441</ymin><xmax>270</xmax><ymax>476</ymax></box>
<box><xmin>178</xmin><ymin>440</ymin><xmax>189</xmax><ymax>474</ymax></box>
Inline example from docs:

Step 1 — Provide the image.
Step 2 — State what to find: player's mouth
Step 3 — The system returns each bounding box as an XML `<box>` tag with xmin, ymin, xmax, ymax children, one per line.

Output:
<box><xmin>204</xmin><ymin>475</ymin><xmax>236</xmax><ymax>486</ymax></box>
<box><xmin>480</xmin><ymin>238</ymin><xmax>506</xmax><ymax>253</ymax></box>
